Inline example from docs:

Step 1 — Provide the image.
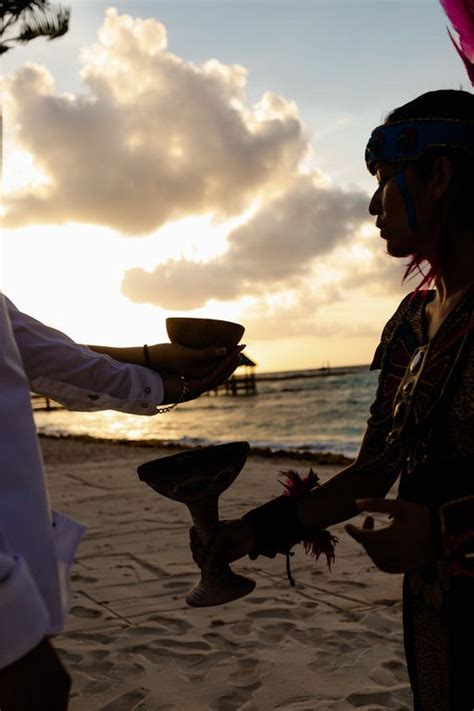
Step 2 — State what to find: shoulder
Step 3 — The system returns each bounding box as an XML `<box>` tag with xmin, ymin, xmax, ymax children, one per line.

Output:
<box><xmin>370</xmin><ymin>290</ymin><xmax>430</xmax><ymax>371</ymax></box>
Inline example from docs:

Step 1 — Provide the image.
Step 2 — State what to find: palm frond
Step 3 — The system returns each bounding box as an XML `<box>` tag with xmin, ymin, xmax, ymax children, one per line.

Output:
<box><xmin>1</xmin><ymin>1</ymin><xmax>48</xmax><ymax>20</ymax></box>
<box><xmin>16</xmin><ymin>4</ymin><xmax>70</xmax><ymax>42</ymax></box>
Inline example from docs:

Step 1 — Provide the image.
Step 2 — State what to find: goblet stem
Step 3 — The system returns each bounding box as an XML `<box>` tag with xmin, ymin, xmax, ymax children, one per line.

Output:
<box><xmin>185</xmin><ymin>496</ymin><xmax>255</xmax><ymax>606</ymax></box>
<box><xmin>187</xmin><ymin>497</ymin><xmax>219</xmax><ymax>545</ymax></box>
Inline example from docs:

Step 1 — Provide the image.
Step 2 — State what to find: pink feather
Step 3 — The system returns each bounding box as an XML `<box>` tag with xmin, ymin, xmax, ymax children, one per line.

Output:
<box><xmin>279</xmin><ymin>468</ymin><xmax>338</xmax><ymax>570</ymax></box>
<box><xmin>440</xmin><ymin>0</ymin><xmax>474</xmax><ymax>84</ymax></box>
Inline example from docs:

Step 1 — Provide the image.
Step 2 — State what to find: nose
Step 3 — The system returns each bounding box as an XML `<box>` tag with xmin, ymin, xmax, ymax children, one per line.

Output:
<box><xmin>368</xmin><ymin>186</ymin><xmax>381</xmax><ymax>216</ymax></box>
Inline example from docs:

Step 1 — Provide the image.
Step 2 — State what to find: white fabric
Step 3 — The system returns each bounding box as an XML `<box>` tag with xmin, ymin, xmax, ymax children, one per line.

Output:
<box><xmin>6</xmin><ymin>296</ymin><xmax>164</xmax><ymax>413</ymax></box>
<box><xmin>0</xmin><ymin>556</ymin><xmax>50</xmax><ymax>669</ymax></box>
<box><xmin>0</xmin><ymin>294</ymin><xmax>166</xmax><ymax>668</ymax></box>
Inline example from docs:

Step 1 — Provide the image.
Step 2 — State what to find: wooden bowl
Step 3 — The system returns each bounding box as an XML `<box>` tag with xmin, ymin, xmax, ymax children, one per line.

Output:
<box><xmin>166</xmin><ymin>317</ymin><xmax>244</xmax><ymax>349</ymax></box>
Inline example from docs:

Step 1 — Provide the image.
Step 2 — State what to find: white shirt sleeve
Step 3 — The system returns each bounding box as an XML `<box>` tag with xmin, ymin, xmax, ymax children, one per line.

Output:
<box><xmin>5</xmin><ymin>297</ymin><xmax>164</xmax><ymax>415</ymax></box>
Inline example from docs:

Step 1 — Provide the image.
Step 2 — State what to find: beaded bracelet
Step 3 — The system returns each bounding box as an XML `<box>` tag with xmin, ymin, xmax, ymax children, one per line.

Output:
<box><xmin>143</xmin><ymin>344</ymin><xmax>190</xmax><ymax>414</ymax></box>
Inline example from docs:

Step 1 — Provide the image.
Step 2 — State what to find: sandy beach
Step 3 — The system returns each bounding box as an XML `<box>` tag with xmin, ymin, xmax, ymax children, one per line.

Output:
<box><xmin>41</xmin><ymin>435</ymin><xmax>412</xmax><ymax>711</ymax></box>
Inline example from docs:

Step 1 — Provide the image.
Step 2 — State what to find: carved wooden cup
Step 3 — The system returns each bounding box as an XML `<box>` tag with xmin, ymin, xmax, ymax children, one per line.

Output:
<box><xmin>137</xmin><ymin>442</ymin><xmax>255</xmax><ymax>607</ymax></box>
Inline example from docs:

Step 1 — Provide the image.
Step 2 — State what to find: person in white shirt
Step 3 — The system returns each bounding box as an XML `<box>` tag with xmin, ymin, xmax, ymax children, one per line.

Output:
<box><xmin>0</xmin><ymin>293</ymin><xmax>242</xmax><ymax>710</ymax></box>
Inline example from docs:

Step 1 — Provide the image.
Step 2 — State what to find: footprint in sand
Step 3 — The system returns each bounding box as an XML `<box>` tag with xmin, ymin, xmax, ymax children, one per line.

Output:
<box><xmin>210</xmin><ymin>681</ymin><xmax>261</xmax><ymax>711</ymax></box>
<box><xmin>275</xmin><ymin>694</ymin><xmax>315</xmax><ymax>709</ymax></box>
<box><xmin>380</xmin><ymin>658</ymin><xmax>409</xmax><ymax>683</ymax></box>
<box><xmin>229</xmin><ymin>620</ymin><xmax>252</xmax><ymax>636</ymax></box>
<box><xmin>229</xmin><ymin>656</ymin><xmax>262</xmax><ymax>682</ymax></box>
<box><xmin>345</xmin><ymin>689</ymin><xmax>404</xmax><ymax>707</ymax></box>
<box><xmin>247</xmin><ymin>607</ymin><xmax>295</xmax><ymax>620</ymax></box>
<box><xmin>146</xmin><ymin>615</ymin><xmax>192</xmax><ymax>633</ymax></box>
<box><xmin>54</xmin><ymin>648</ymin><xmax>82</xmax><ymax>664</ymax></box>
<box><xmin>124</xmin><ymin>643</ymin><xmax>204</xmax><ymax>666</ymax></box>
<box><xmin>64</xmin><ymin>631</ymin><xmax>111</xmax><ymax>644</ymax></box>
<box><xmin>162</xmin><ymin>579</ymin><xmax>192</xmax><ymax>590</ymax></box>
<box><xmin>256</xmin><ymin>621</ymin><xmax>295</xmax><ymax>643</ymax></box>
<box><xmin>101</xmin><ymin>687</ymin><xmax>149</xmax><ymax>710</ymax></box>
<box><xmin>70</xmin><ymin>605</ymin><xmax>102</xmax><ymax>619</ymax></box>
<box><xmin>153</xmin><ymin>637</ymin><xmax>212</xmax><ymax>651</ymax></box>
<box><xmin>70</xmin><ymin>573</ymin><xmax>97</xmax><ymax>584</ymax></box>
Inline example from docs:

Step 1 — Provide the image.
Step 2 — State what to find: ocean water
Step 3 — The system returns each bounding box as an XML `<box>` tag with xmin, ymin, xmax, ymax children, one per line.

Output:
<box><xmin>34</xmin><ymin>365</ymin><xmax>379</xmax><ymax>459</ymax></box>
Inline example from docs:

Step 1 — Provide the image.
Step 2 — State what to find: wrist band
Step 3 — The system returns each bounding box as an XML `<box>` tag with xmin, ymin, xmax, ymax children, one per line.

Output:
<box><xmin>156</xmin><ymin>375</ymin><xmax>190</xmax><ymax>414</ymax></box>
<box><xmin>143</xmin><ymin>344</ymin><xmax>151</xmax><ymax>368</ymax></box>
<box><xmin>243</xmin><ymin>496</ymin><xmax>307</xmax><ymax>559</ymax></box>
<box><xmin>243</xmin><ymin>469</ymin><xmax>338</xmax><ymax>586</ymax></box>
<box><xmin>142</xmin><ymin>345</ymin><xmax>190</xmax><ymax>414</ymax></box>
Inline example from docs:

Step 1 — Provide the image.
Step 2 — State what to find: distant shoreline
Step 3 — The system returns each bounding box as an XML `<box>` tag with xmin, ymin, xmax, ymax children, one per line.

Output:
<box><xmin>38</xmin><ymin>432</ymin><xmax>354</xmax><ymax>466</ymax></box>
<box><xmin>255</xmin><ymin>364</ymin><xmax>370</xmax><ymax>380</ymax></box>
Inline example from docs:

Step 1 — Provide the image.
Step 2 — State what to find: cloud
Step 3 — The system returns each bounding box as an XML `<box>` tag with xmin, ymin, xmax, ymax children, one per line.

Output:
<box><xmin>3</xmin><ymin>8</ymin><xmax>308</xmax><ymax>234</ymax></box>
<box><xmin>122</xmin><ymin>174</ymin><xmax>370</xmax><ymax>309</ymax></box>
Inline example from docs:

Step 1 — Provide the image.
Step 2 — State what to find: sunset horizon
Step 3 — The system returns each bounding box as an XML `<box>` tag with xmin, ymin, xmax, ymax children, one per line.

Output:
<box><xmin>2</xmin><ymin>1</ymin><xmax>465</xmax><ymax>371</ymax></box>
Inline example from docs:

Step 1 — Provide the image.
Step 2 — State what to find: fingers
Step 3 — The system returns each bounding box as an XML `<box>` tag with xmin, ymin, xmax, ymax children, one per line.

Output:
<box><xmin>345</xmin><ymin>520</ymin><xmax>386</xmax><ymax>544</ymax></box>
<box><xmin>362</xmin><ymin>515</ymin><xmax>374</xmax><ymax>530</ymax></box>
<box><xmin>203</xmin><ymin>346</ymin><xmax>228</xmax><ymax>359</ymax></box>
<box><xmin>345</xmin><ymin>523</ymin><xmax>372</xmax><ymax>544</ymax></box>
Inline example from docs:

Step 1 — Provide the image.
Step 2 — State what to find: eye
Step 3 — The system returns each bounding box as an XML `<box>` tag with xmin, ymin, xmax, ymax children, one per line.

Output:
<box><xmin>377</xmin><ymin>174</ymin><xmax>395</xmax><ymax>190</ymax></box>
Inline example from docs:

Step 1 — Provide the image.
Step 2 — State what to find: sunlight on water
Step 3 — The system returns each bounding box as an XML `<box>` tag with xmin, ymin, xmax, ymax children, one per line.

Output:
<box><xmin>34</xmin><ymin>366</ymin><xmax>379</xmax><ymax>458</ymax></box>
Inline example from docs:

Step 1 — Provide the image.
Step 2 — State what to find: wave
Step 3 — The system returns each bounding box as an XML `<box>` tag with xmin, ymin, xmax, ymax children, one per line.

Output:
<box><xmin>37</xmin><ymin>427</ymin><xmax>355</xmax><ymax>465</ymax></box>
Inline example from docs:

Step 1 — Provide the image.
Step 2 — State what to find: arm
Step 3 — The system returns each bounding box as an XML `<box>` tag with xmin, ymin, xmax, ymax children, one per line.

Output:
<box><xmin>296</xmin><ymin>425</ymin><xmax>399</xmax><ymax>529</ymax></box>
<box><xmin>6</xmin><ymin>297</ymin><xmax>240</xmax><ymax>412</ymax></box>
<box><xmin>88</xmin><ymin>342</ymin><xmax>236</xmax><ymax>381</ymax></box>
<box><xmin>5</xmin><ymin>297</ymin><xmax>164</xmax><ymax>413</ymax></box>
<box><xmin>196</xmin><ymin>333</ymin><xmax>400</xmax><ymax>564</ymax></box>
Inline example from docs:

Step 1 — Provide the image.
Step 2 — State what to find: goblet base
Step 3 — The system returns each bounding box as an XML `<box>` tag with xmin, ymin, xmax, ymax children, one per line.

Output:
<box><xmin>186</xmin><ymin>572</ymin><xmax>256</xmax><ymax>607</ymax></box>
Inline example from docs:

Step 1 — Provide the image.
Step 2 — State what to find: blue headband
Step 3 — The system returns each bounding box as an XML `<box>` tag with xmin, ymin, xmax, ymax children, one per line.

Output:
<box><xmin>365</xmin><ymin>119</ymin><xmax>474</xmax><ymax>174</ymax></box>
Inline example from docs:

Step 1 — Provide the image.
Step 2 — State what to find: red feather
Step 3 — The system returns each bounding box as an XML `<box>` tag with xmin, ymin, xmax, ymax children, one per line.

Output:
<box><xmin>279</xmin><ymin>468</ymin><xmax>320</xmax><ymax>496</ymax></box>
<box><xmin>279</xmin><ymin>468</ymin><xmax>338</xmax><ymax>570</ymax></box>
<box><xmin>440</xmin><ymin>0</ymin><xmax>474</xmax><ymax>84</ymax></box>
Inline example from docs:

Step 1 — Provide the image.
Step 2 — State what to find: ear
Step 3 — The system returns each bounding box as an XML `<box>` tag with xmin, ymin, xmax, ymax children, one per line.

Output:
<box><xmin>430</xmin><ymin>156</ymin><xmax>454</xmax><ymax>200</ymax></box>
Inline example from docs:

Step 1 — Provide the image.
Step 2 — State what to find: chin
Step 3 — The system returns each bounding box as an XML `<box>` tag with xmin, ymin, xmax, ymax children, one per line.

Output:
<box><xmin>386</xmin><ymin>241</ymin><xmax>413</xmax><ymax>258</ymax></box>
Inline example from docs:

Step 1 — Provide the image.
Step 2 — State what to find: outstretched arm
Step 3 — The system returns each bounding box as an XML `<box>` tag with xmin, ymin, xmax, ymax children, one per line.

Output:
<box><xmin>6</xmin><ymin>296</ymin><xmax>241</xmax><ymax>412</ymax></box>
<box><xmin>190</xmin><ymin>423</ymin><xmax>401</xmax><ymax>567</ymax></box>
<box><xmin>296</xmin><ymin>424</ymin><xmax>400</xmax><ymax>529</ymax></box>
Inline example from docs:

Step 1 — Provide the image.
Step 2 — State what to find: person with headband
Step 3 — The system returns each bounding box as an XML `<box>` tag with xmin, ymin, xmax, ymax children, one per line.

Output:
<box><xmin>190</xmin><ymin>89</ymin><xmax>474</xmax><ymax>710</ymax></box>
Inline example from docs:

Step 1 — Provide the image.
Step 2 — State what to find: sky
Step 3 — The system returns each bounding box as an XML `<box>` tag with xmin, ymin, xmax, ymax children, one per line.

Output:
<box><xmin>1</xmin><ymin>0</ymin><xmax>468</xmax><ymax>371</ymax></box>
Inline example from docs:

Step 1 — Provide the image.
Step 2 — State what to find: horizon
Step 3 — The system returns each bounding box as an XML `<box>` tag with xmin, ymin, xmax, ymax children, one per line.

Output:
<box><xmin>2</xmin><ymin>1</ymin><xmax>464</xmax><ymax>370</ymax></box>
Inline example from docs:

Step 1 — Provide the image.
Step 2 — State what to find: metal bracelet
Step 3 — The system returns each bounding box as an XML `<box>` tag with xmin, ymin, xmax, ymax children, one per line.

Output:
<box><xmin>156</xmin><ymin>375</ymin><xmax>190</xmax><ymax>414</ymax></box>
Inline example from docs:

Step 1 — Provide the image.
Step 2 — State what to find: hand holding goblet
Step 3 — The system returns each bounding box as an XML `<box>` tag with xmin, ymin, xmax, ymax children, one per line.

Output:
<box><xmin>138</xmin><ymin>442</ymin><xmax>256</xmax><ymax>607</ymax></box>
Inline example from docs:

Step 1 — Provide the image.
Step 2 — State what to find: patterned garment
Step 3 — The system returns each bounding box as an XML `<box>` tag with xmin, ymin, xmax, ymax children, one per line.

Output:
<box><xmin>368</xmin><ymin>287</ymin><xmax>474</xmax><ymax>711</ymax></box>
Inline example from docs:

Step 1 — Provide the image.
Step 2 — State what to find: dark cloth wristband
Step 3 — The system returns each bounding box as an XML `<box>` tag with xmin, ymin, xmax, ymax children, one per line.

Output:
<box><xmin>242</xmin><ymin>495</ymin><xmax>308</xmax><ymax>559</ymax></box>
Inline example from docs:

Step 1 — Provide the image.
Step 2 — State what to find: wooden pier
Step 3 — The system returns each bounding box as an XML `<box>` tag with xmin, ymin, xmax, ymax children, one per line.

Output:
<box><xmin>31</xmin><ymin>394</ymin><xmax>63</xmax><ymax>411</ymax></box>
<box><xmin>212</xmin><ymin>353</ymin><xmax>258</xmax><ymax>396</ymax></box>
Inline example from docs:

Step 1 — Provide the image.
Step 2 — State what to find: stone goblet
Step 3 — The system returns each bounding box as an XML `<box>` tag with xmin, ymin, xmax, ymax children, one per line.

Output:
<box><xmin>137</xmin><ymin>442</ymin><xmax>255</xmax><ymax>607</ymax></box>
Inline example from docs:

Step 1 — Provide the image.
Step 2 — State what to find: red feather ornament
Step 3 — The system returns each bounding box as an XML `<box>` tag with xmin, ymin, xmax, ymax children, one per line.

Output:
<box><xmin>440</xmin><ymin>0</ymin><xmax>474</xmax><ymax>84</ymax></box>
<box><xmin>279</xmin><ymin>469</ymin><xmax>338</xmax><ymax>571</ymax></box>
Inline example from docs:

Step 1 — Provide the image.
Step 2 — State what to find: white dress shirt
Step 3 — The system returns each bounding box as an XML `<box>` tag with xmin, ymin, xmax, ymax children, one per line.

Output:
<box><xmin>0</xmin><ymin>294</ymin><xmax>165</xmax><ymax>669</ymax></box>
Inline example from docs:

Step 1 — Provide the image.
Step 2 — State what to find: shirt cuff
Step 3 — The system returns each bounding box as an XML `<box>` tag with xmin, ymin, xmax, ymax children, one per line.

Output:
<box><xmin>0</xmin><ymin>556</ymin><xmax>50</xmax><ymax>670</ymax></box>
<box><xmin>30</xmin><ymin>368</ymin><xmax>164</xmax><ymax>415</ymax></box>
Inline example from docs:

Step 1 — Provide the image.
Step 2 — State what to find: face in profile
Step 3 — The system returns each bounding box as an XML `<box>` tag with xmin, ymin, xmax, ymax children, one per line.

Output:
<box><xmin>368</xmin><ymin>162</ymin><xmax>434</xmax><ymax>260</ymax></box>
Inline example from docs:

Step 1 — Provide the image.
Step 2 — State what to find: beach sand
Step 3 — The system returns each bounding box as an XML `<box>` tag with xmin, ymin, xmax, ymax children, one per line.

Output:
<box><xmin>41</xmin><ymin>435</ymin><xmax>412</xmax><ymax>710</ymax></box>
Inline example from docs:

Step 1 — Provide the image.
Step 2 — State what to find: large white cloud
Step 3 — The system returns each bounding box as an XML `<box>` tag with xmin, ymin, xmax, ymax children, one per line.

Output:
<box><xmin>3</xmin><ymin>6</ymin><xmax>408</xmax><ymax>343</ymax></box>
<box><xmin>3</xmin><ymin>8</ymin><xmax>308</xmax><ymax>234</ymax></box>
<box><xmin>122</xmin><ymin>174</ymin><xmax>370</xmax><ymax>309</ymax></box>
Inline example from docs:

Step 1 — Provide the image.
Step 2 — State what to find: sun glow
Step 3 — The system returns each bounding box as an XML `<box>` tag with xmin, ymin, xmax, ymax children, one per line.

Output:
<box><xmin>3</xmin><ymin>147</ymin><xmax>51</xmax><ymax>194</ymax></box>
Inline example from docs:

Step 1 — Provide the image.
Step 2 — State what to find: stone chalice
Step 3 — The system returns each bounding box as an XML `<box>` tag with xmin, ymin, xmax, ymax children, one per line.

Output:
<box><xmin>137</xmin><ymin>442</ymin><xmax>255</xmax><ymax>607</ymax></box>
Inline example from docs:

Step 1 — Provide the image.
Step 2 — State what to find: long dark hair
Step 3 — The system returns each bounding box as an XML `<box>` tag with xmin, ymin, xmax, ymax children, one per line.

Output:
<box><xmin>385</xmin><ymin>90</ymin><xmax>474</xmax><ymax>291</ymax></box>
